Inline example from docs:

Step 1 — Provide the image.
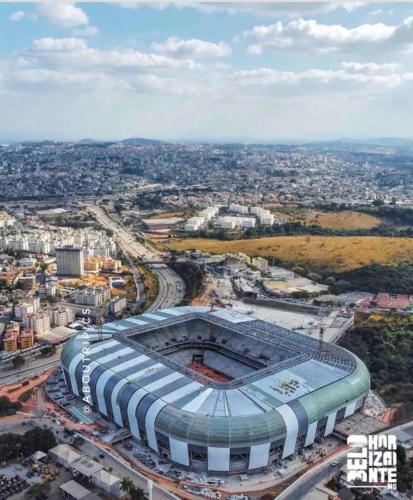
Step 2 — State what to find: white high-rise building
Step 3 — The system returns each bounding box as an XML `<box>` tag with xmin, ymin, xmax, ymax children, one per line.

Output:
<box><xmin>259</xmin><ymin>214</ymin><xmax>274</xmax><ymax>225</ymax></box>
<box><xmin>56</xmin><ymin>245</ymin><xmax>84</xmax><ymax>276</ymax></box>
<box><xmin>73</xmin><ymin>286</ymin><xmax>110</xmax><ymax>307</ymax></box>
<box><xmin>14</xmin><ymin>298</ymin><xmax>40</xmax><ymax>319</ymax></box>
<box><xmin>229</xmin><ymin>203</ymin><xmax>248</xmax><ymax>214</ymax></box>
<box><xmin>50</xmin><ymin>307</ymin><xmax>75</xmax><ymax>327</ymax></box>
<box><xmin>22</xmin><ymin>312</ymin><xmax>51</xmax><ymax>334</ymax></box>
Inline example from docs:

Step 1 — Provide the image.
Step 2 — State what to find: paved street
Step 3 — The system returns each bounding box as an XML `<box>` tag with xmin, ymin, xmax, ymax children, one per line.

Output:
<box><xmin>88</xmin><ymin>204</ymin><xmax>185</xmax><ymax>310</ymax></box>
<box><xmin>0</xmin><ymin>351</ymin><xmax>61</xmax><ymax>385</ymax></box>
<box><xmin>277</xmin><ymin>420</ymin><xmax>413</xmax><ymax>500</ymax></box>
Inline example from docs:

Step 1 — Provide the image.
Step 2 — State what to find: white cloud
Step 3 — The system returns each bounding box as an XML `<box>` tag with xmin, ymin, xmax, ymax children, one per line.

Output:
<box><xmin>233</xmin><ymin>63</ymin><xmax>409</xmax><ymax>90</ymax></box>
<box><xmin>36</xmin><ymin>1</ymin><xmax>89</xmax><ymax>28</ymax></box>
<box><xmin>12</xmin><ymin>69</ymin><xmax>136</xmax><ymax>98</ymax></box>
<box><xmin>10</xmin><ymin>66</ymin><xmax>204</xmax><ymax>96</ymax></box>
<box><xmin>117</xmin><ymin>1</ymin><xmax>173</xmax><ymax>10</ymax></box>
<box><xmin>31</xmin><ymin>37</ymin><xmax>87</xmax><ymax>53</ymax></box>
<box><xmin>26</xmin><ymin>37</ymin><xmax>200</xmax><ymax>71</ymax></box>
<box><xmin>339</xmin><ymin>3</ymin><xmax>365</xmax><ymax>13</ymax></box>
<box><xmin>12</xmin><ymin>2</ymin><xmax>97</xmax><ymax>37</ymax></box>
<box><xmin>369</xmin><ymin>9</ymin><xmax>383</xmax><ymax>17</ymax></box>
<box><xmin>132</xmin><ymin>74</ymin><xmax>199</xmax><ymax>95</ymax></box>
<box><xmin>151</xmin><ymin>37</ymin><xmax>231</xmax><ymax>58</ymax></box>
<box><xmin>72</xmin><ymin>26</ymin><xmax>98</xmax><ymax>37</ymax></box>
<box><xmin>244</xmin><ymin>17</ymin><xmax>413</xmax><ymax>55</ymax></box>
<box><xmin>2</xmin><ymin>4</ymin><xmax>413</xmax><ymax>142</ymax></box>
<box><xmin>341</xmin><ymin>61</ymin><xmax>400</xmax><ymax>74</ymax></box>
<box><xmin>5</xmin><ymin>35</ymin><xmax>411</xmax><ymax>99</ymax></box>
<box><xmin>14</xmin><ymin>68</ymin><xmax>98</xmax><ymax>85</ymax></box>
<box><xmin>9</xmin><ymin>10</ymin><xmax>25</xmax><ymax>22</ymax></box>
<box><xmin>173</xmin><ymin>2</ymin><xmax>365</xmax><ymax>18</ymax></box>
<box><xmin>2</xmin><ymin>36</ymin><xmax>211</xmax><ymax>100</ymax></box>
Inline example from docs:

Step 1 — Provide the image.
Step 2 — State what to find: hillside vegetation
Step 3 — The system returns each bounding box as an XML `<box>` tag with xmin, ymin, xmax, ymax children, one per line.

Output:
<box><xmin>333</xmin><ymin>263</ymin><xmax>413</xmax><ymax>294</ymax></box>
<box><xmin>304</xmin><ymin>210</ymin><xmax>381</xmax><ymax>230</ymax></box>
<box><xmin>166</xmin><ymin>236</ymin><xmax>413</xmax><ymax>272</ymax></box>
<box><xmin>169</xmin><ymin>261</ymin><xmax>204</xmax><ymax>304</ymax></box>
<box><xmin>339</xmin><ymin>320</ymin><xmax>413</xmax><ymax>420</ymax></box>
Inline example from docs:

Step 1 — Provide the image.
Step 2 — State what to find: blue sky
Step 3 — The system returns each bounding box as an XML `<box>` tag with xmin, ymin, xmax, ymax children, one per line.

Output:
<box><xmin>0</xmin><ymin>2</ymin><xmax>413</xmax><ymax>142</ymax></box>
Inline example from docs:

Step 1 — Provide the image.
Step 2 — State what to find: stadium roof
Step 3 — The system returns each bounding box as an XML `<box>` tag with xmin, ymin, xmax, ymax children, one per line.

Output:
<box><xmin>63</xmin><ymin>306</ymin><xmax>365</xmax><ymax>419</ymax></box>
<box><xmin>61</xmin><ymin>306</ymin><xmax>370</xmax><ymax>472</ymax></box>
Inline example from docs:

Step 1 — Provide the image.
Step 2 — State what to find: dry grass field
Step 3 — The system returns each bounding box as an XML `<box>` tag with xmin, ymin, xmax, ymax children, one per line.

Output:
<box><xmin>304</xmin><ymin>210</ymin><xmax>381</xmax><ymax>230</ymax></box>
<box><xmin>166</xmin><ymin>236</ymin><xmax>413</xmax><ymax>272</ymax></box>
<box><xmin>146</xmin><ymin>211</ymin><xmax>186</xmax><ymax>219</ymax></box>
<box><xmin>59</xmin><ymin>274</ymin><xmax>108</xmax><ymax>287</ymax></box>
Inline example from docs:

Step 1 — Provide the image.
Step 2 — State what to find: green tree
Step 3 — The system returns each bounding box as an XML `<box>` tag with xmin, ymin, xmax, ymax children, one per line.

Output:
<box><xmin>292</xmin><ymin>265</ymin><xmax>307</xmax><ymax>276</ymax></box>
<box><xmin>21</xmin><ymin>428</ymin><xmax>57</xmax><ymax>456</ymax></box>
<box><xmin>120</xmin><ymin>478</ymin><xmax>148</xmax><ymax>499</ymax></box>
<box><xmin>307</xmin><ymin>272</ymin><xmax>322</xmax><ymax>282</ymax></box>
<box><xmin>0</xmin><ymin>396</ymin><xmax>22</xmax><ymax>417</ymax></box>
<box><xmin>38</xmin><ymin>262</ymin><xmax>49</xmax><ymax>272</ymax></box>
<box><xmin>0</xmin><ymin>432</ymin><xmax>23</xmax><ymax>460</ymax></box>
<box><xmin>72</xmin><ymin>436</ymin><xmax>85</xmax><ymax>448</ymax></box>
<box><xmin>130</xmin><ymin>486</ymin><xmax>147</xmax><ymax>500</ymax></box>
<box><xmin>26</xmin><ymin>482</ymin><xmax>50</xmax><ymax>500</ymax></box>
<box><xmin>40</xmin><ymin>345</ymin><xmax>56</xmax><ymax>356</ymax></box>
<box><xmin>120</xmin><ymin>478</ymin><xmax>135</xmax><ymax>495</ymax></box>
<box><xmin>291</xmin><ymin>290</ymin><xmax>311</xmax><ymax>300</ymax></box>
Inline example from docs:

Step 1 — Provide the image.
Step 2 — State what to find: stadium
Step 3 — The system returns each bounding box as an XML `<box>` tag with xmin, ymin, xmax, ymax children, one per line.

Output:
<box><xmin>61</xmin><ymin>306</ymin><xmax>370</xmax><ymax>474</ymax></box>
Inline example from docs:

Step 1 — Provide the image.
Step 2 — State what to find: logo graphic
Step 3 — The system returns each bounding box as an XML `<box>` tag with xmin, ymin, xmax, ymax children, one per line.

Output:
<box><xmin>347</xmin><ymin>434</ymin><xmax>397</xmax><ymax>490</ymax></box>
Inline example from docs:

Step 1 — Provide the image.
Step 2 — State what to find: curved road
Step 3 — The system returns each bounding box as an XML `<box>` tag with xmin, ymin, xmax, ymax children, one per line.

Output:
<box><xmin>146</xmin><ymin>263</ymin><xmax>185</xmax><ymax>312</ymax></box>
<box><xmin>88</xmin><ymin>204</ymin><xmax>185</xmax><ymax>311</ymax></box>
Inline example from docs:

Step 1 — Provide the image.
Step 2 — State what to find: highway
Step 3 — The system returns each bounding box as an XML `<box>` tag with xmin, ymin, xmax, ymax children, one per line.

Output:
<box><xmin>0</xmin><ymin>353</ymin><xmax>61</xmax><ymax>385</ymax></box>
<box><xmin>146</xmin><ymin>262</ymin><xmax>185</xmax><ymax>311</ymax></box>
<box><xmin>122</xmin><ymin>251</ymin><xmax>145</xmax><ymax>312</ymax></box>
<box><xmin>88</xmin><ymin>204</ymin><xmax>185</xmax><ymax>311</ymax></box>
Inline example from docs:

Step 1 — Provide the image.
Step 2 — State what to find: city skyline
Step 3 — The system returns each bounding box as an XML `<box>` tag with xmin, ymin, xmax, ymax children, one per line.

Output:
<box><xmin>1</xmin><ymin>2</ymin><xmax>413</xmax><ymax>142</ymax></box>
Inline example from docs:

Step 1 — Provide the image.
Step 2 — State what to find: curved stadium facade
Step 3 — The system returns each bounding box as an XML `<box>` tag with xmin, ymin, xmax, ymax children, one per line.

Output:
<box><xmin>61</xmin><ymin>306</ymin><xmax>370</xmax><ymax>474</ymax></box>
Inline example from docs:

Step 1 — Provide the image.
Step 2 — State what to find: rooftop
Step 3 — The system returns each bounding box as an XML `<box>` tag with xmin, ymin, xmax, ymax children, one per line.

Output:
<box><xmin>63</xmin><ymin>306</ymin><xmax>364</xmax><ymax>419</ymax></box>
<box><xmin>59</xmin><ymin>480</ymin><xmax>92</xmax><ymax>500</ymax></box>
<box><xmin>49</xmin><ymin>444</ymin><xmax>81</xmax><ymax>465</ymax></box>
<box><xmin>71</xmin><ymin>456</ymin><xmax>103</xmax><ymax>477</ymax></box>
<box><xmin>117</xmin><ymin>306</ymin><xmax>355</xmax><ymax>391</ymax></box>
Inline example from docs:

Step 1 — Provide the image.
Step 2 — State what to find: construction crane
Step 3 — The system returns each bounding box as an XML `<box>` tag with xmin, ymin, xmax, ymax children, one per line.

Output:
<box><xmin>319</xmin><ymin>324</ymin><xmax>325</xmax><ymax>351</ymax></box>
<box><xmin>317</xmin><ymin>311</ymin><xmax>328</xmax><ymax>352</ymax></box>
<box><xmin>209</xmin><ymin>302</ymin><xmax>219</xmax><ymax>312</ymax></box>
<box><xmin>97</xmin><ymin>296</ymin><xmax>110</xmax><ymax>342</ymax></box>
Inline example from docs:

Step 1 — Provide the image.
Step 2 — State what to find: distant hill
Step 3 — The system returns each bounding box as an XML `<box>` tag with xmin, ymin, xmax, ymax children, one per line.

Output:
<box><xmin>78</xmin><ymin>138</ymin><xmax>104</xmax><ymax>144</ymax></box>
<box><xmin>302</xmin><ymin>138</ymin><xmax>413</xmax><ymax>150</ymax></box>
<box><xmin>353</xmin><ymin>137</ymin><xmax>413</xmax><ymax>147</ymax></box>
<box><xmin>121</xmin><ymin>137</ymin><xmax>165</xmax><ymax>145</ymax></box>
<box><xmin>77</xmin><ymin>137</ymin><xmax>165</xmax><ymax>145</ymax></box>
